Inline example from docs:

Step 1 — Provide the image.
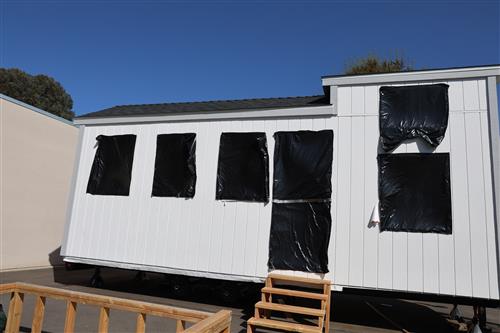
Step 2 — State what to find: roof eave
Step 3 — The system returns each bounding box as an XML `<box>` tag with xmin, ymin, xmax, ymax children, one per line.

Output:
<box><xmin>74</xmin><ymin>104</ymin><xmax>335</xmax><ymax>126</ymax></box>
<box><xmin>321</xmin><ymin>65</ymin><xmax>500</xmax><ymax>86</ymax></box>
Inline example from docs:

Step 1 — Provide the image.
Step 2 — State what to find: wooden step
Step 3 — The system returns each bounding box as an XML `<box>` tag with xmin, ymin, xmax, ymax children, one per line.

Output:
<box><xmin>247</xmin><ymin>317</ymin><xmax>321</xmax><ymax>333</ymax></box>
<box><xmin>262</xmin><ymin>287</ymin><xmax>328</xmax><ymax>301</ymax></box>
<box><xmin>255</xmin><ymin>301</ymin><xmax>325</xmax><ymax>317</ymax></box>
<box><xmin>268</xmin><ymin>273</ymin><xmax>330</xmax><ymax>286</ymax></box>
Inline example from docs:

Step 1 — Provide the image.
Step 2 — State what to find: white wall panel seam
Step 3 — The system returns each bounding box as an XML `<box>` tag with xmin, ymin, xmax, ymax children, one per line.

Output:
<box><xmin>448</xmin><ymin>120</ymin><xmax>457</xmax><ymax>296</ymax></box>
<box><xmin>362</xmin><ymin>93</ymin><xmax>366</xmax><ymax>286</ymax></box>
<box><xmin>462</xmin><ymin>113</ymin><xmax>475</xmax><ymax>297</ymax></box>
<box><xmin>348</xmin><ymin>97</ymin><xmax>353</xmax><ymax>284</ymax></box>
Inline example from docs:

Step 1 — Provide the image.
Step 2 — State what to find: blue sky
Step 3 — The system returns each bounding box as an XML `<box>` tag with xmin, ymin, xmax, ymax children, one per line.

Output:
<box><xmin>1</xmin><ymin>1</ymin><xmax>499</xmax><ymax>115</ymax></box>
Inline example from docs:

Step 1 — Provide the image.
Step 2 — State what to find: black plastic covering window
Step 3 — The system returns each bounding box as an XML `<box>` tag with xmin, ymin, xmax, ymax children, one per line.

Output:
<box><xmin>379</xmin><ymin>84</ymin><xmax>449</xmax><ymax>152</ymax></box>
<box><xmin>216</xmin><ymin>132</ymin><xmax>269</xmax><ymax>202</ymax></box>
<box><xmin>272</xmin><ymin>130</ymin><xmax>333</xmax><ymax>200</ymax></box>
<box><xmin>152</xmin><ymin>133</ymin><xmax>196</xmax><ymax>198</ymax></box>
<box><xmin>87</xmin><ymin>134</ymin><xmax>137</xmax><ymax>196</ymax></box>
<box><xmin>378</xmin><ymin>153</ymin><xmax>452</xmax><ymax>234</ymax></box>
<box><xmin>268</xmin><ymin>202</ymin><xmax>331</xmax><ymax>273</ymax></box>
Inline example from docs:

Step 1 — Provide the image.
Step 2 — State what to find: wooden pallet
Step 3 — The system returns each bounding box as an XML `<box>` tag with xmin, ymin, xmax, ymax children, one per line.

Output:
<box><xmin>247</xmin><ymin>274</ymin><xmax>331</xmax><ymax>333</ymax></box>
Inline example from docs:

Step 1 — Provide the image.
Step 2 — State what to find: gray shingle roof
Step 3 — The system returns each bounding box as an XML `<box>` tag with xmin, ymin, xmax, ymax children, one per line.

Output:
<box><xmin>77</xmin><ymin>95</ymin><xmax>329</xmax><ymax>119</ymax></box>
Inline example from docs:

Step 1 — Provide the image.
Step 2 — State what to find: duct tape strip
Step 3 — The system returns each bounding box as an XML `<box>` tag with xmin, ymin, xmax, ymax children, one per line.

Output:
<box><xmin>272</xmin><ymin>198</ymin><xmax>331</xmax><ymax>204</ymax></box>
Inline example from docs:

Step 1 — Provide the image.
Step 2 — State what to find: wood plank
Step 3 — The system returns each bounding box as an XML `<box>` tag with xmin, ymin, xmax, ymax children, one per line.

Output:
<box><xmin>247</xmin><ymin>317</ymin><xmax>320</xmax><ymax>333</ymax></box>
<box><xmin>268</xmin><ymin>274</ymin><xmax>330</xmax><ymax>285</ymax></box>
<box><xmin>64</xmin><ymin>301</ymin><xmax>77</xmax><ymax>333</ymax></box>
<box><xmin>176</xmin><ymin>319</ymin><xmax>186</xmax><ymax>332</ymax></box>
<box><xmin>255</xmin><ymin>301</ymin><xmax>325</xmax><ymax>317</ymax></box>
<box><xmin>98</xmin><ymin>307</ymin><xmax>110</xmax><ymax>333</ymax></box>
<box><xmin>12</xmin><ymin>282</ymin><xmax>211</xmax><ymax>322</ymax></box>
<box><xmin>136</xmin><ymin>313</ymin><xmax>146</xmax><ymax>333</ymax></box>
<box><xmin>184</xmin><ymin>310</ymin><xmax>232</xmax><ymax>333</ymax></box>
<box><xmin>261</xmin><ymin>287</ymin><xmax>327</xmax><ymax>300</ymax></box>
<box><xmin>323</xmin><ymin>283</ymin><xmax>331</xmax><ymax>333</ymax></box>
<box><xmin>6</xmin><ymin>291</ymin><xmax>24</xmax><ymax>333</ymax></box>
<box><xmin>31</xmin><ymin>295</ymin><xmax>46</xmax><ymax>333</ymax></box>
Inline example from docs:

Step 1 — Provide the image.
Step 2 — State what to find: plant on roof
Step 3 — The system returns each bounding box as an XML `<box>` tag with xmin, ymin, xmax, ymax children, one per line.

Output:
<box><xmin>345</xmin><ymin>53</ymin><xmax>414</xmax><ymax>75</ymax></box>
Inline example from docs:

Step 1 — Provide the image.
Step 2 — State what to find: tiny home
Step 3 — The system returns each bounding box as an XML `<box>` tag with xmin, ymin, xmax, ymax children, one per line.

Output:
<box><xmin>1</xmin><ymin>94</ymin><xmax>78</xmax><ymax>271</ymax></box>
<box><xmin>62</xmin><ymin>65</ymin><xmax>500</xmax><ymax>302</ymax></box>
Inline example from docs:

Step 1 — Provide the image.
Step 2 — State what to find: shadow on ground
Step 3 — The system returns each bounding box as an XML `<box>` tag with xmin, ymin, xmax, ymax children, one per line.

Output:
<box><xmin>48</xmin><ymin>266</ymin><xmax>464</xmax><ymax>333</ymax></box>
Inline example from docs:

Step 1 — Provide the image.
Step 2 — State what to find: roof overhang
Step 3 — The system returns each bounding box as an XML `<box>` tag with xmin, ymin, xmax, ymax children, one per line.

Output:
<box><xmin>322</xmin><ymin>65</ymin><xmax>500</xmax><ymax>87</ymax></box>
<box><xmin>73</xmin><ymin>104</ymin><xmax>335</xmax><ymax>126</ymax></box>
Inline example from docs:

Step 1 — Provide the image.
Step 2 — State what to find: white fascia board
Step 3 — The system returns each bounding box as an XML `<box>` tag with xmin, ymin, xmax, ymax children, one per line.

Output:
<box><xmin>73</xmin><ymin>105</ymin><xmax>335</xmax><ymax>125</ymax></box>
<box><xmin>322</xmin><ymin>66</ymin><xmax>500</xmax><ymax>87</ymax></box>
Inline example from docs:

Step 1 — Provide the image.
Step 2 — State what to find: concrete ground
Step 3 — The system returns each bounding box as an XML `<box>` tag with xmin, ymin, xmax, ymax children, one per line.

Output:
<box><xmin>0</xmin><ymin>267</ymin><xmax>499</xmax><ymax>333</ymax></box>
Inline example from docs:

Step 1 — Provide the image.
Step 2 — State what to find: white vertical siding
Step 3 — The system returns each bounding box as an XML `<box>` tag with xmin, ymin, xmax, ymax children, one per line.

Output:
<box><xmin>64</xmin><ymin>78</ymin><xmax>499</xmax><ymax>299</ymax></box>
<box><xmin>332</xmin><ymin>79</ymin><xmax>498</xmax><ymax>299</ymax></box>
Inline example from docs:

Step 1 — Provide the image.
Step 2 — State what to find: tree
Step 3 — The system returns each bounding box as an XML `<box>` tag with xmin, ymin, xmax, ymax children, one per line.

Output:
<box><xmin>0</xmin><ymin>68</ymin><xmax>74</xmax><ymax>120</ymax></box>
<box><xmin>345</xmin><ymin>54</ymin><xmax>413</xmax><ymax>75</ymax></box>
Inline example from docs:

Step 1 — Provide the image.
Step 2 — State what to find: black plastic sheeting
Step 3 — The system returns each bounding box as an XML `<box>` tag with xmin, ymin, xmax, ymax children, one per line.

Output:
<box><xmin>378</xmin><ymin>153</ymin><xmax>452</xmax><ymax>234</ymax></box>
<box><xmin>268</xmin><ymin>202</ymin><xmax>331</xmax><ymax>273</ymax></box>
<box><xmin>87</xmin><ymin>134</ymin><xmax>137</xmax><ymax>196</ymax></box>
<box><xmin>272</xmin><ymin>130</ymin><xmax>333</xmax><ymax>200</ymax></box>
<box><xmin>216</xmin><ymin>132</ymin><xmax>269</xmax><ymax>202</ymax></box>
<box><xmin>379</xmin><ymin>84</ymin><xmax>449</xmax><ymax>152</ymax></box>
<box><xmin>152</xmin><ymin>133</ymin><xmax>196</xmax><ymax>198</ymax></box>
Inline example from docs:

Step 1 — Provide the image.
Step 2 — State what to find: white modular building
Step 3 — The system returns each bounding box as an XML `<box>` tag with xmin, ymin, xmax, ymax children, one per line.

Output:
<box><xmin>62</xmin><ymin>65</ymin><xmax>500</xmax><ymax>301</ymax></box>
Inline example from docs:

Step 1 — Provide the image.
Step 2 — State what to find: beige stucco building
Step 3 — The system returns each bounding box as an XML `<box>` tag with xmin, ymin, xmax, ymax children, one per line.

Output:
<box><xmin>0</xmin><ymin>94</ymin><xmax>78</xmax><ymax>271</ymax></box>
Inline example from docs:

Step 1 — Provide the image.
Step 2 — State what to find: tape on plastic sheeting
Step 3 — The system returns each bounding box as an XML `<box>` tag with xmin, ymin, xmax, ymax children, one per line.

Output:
<box><xmin>272</xmin><ymin>198</ymin><xmax>331</xmax><ymax>204</ymax></box>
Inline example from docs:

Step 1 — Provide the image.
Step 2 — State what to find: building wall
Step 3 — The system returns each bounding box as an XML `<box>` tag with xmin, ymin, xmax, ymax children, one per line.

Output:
<box><xmin>332</xmin><ymin>78</ymin><xmax>498</xmax><ymax>300</ymax></box>
<box><xmin>0</xmin><ymin>97</ymin><xmax>78</xmax><ymax>270</ymax></box>
<box><xmin>63</xmin><ymin>78</ymin><xmax>499</xmax><ymax>299</ymax></box>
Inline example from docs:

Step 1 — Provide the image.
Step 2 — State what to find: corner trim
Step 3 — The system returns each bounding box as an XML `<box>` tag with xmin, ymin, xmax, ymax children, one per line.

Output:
<box><xmin>486</xmin><ymin>76</ymin><xmax>500</xmax><ymax>297</ymax></box>
<box><xmin>0</xmin><ymin>93</ymin><xmax>75</xmax><ymax>126</ymax></box>
<box><xmin>60</xmin><ymin>125</ymin><xmax>85</xmax><ymax>255</ymax></box>
<box><xmin>73</xmin><ymin>105</ymin><xmax>335</xmax><ymax>126</ymax></box>
<box><xmin>330</xmin><ymin>86</ymin><xmax>338</xmax><ymax>113</ymax></box>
